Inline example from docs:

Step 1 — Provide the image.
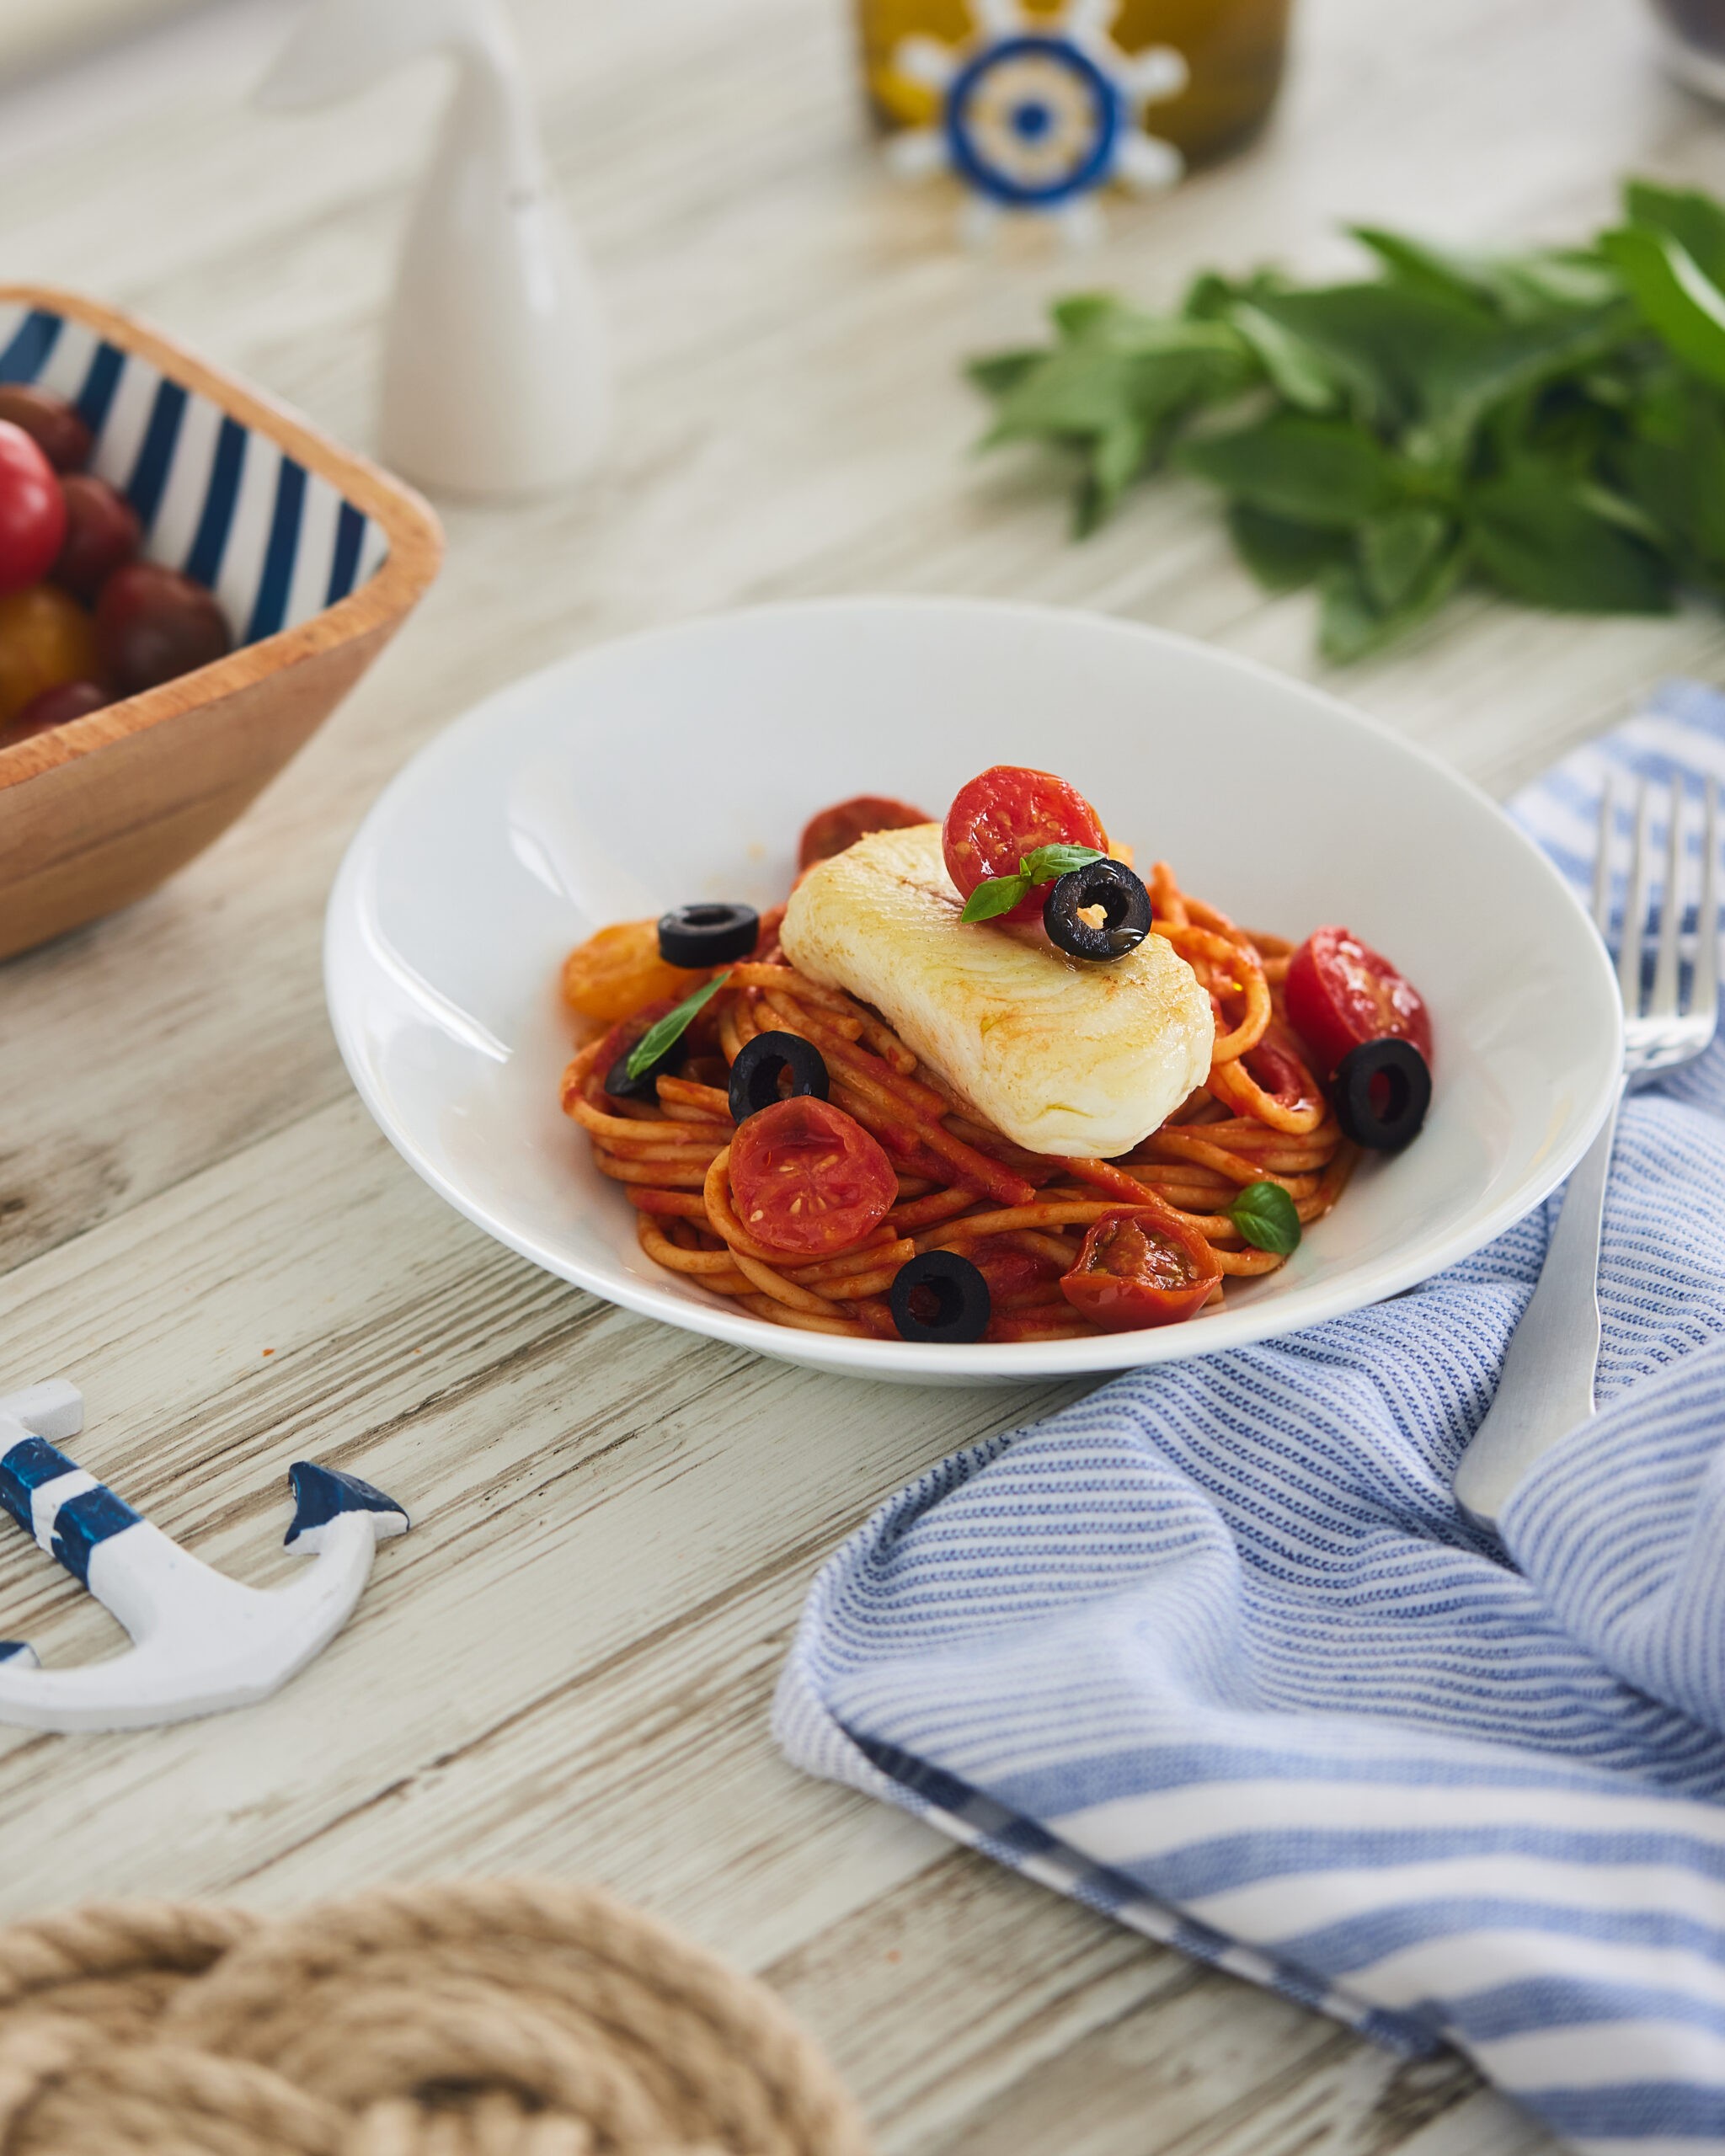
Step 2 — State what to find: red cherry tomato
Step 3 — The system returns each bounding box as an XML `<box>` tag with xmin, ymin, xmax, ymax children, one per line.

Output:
<box><xmin>53</xmin><ymin>474</ymin><xmax>140</xmax><ymax>603</ymax></box>
<box><xmin>4</xmin><ymin>678</ymin><xmax>109</xmax><ymax>743</ymax></box>
<box><xmin>1060</xmin><ymin>1201</ymin><xmax>1221</xmax><ymax>1331</ymax></box>
<box><xmin>1284</xmin><ymin>925</ymin><xmax>1433</xmax><ymax>1078</ymax></box>
<box><xmin>798</xmin><ymin>794</ymin><xmax>931</xmax><ymax>871</ymax></box>
<box><xmin>95</xmin><ymin>562</ymin><xmax>232</xmax><ymax>696</ymax></box>
<box><xmin>0</xmin><ymin>385</ymin><xmax>91</xmax><ymax>474</ymax></box>
<box><xmin>942</xmin><ymin>766</ymin><xmax>1108</xmax><ymax>923</ymax></box>
<box><xmin>0</xmin><ymin>422</ymin><xmax>68</xmax><ymax>595</ymax></box>
<box><xmin>729</xmin><ymin>1096</ymin><xmax>895</xmax><ymax>1257</ymax></box>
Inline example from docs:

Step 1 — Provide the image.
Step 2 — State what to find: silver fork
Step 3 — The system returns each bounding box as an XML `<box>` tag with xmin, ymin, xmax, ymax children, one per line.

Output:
<box><xmin>1452</xmin><ymin>776</ymin><xmax>1721</xmax><ymax>1529</ymax></box>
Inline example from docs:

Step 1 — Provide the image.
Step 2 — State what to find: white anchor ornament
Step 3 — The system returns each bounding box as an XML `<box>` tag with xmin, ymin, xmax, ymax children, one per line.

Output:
<box><xmin>257</xmin><ymin>0</ymin><xmax>610</xmax><ymax>498</ymax></box>
<box><xmin>0</xmin><ymin>1380</ymin><xmax>408</xmax><ymax>1733</ymax></box>
<box><xmin>889</xmin><ymin>0</ymin><xmax>1188</xmax><ymax>245</ymax></box>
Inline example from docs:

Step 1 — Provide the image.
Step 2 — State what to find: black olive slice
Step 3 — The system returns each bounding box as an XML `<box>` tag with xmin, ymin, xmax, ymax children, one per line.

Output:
<box><xmin>889</xmin><ymin>1251</ymin><xmax>992</xmax><ymax>1345</ymax></box>
<box><xmin>1043</xmin><ymin>859</ymin><xmax>1152</xmax><ymax>961</ymax></box>
<box><xmin>728</xmin><ymin>1031</ymin><xmax>830</xmax><ymax>1123</ymax></box>
<box><xmin>1331</xmin><ymin>1037</ymin><xmax>1432</xmax><ymax>1151</ymax></box>
<box><xmin>658</xmin><ymin>903</ymin><xmax>759</xmax><ymax>968</ymax></box>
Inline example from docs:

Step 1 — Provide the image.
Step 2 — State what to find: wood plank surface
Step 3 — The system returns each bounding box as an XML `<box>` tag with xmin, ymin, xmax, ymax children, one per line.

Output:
<box><xmin>2</xmin><ymin>0</ymin><xmax>1719</xmax><ymax>2146</ymax></box>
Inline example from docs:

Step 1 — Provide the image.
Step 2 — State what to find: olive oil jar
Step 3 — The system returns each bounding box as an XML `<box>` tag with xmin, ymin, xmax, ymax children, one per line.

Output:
<box><xmin>857</xmin><ymin>0</ymin><xmax>1292</xmax><ymax>169</ymax></box>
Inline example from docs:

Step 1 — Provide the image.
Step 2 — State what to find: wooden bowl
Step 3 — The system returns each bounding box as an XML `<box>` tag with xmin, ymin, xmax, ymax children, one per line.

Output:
<box><xmin>0</xmin><ymin>286</ymin><xmax>443</xmax><ymax>962</ymax></box>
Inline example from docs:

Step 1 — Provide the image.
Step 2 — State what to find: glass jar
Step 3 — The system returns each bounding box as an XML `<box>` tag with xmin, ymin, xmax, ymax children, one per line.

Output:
<box><xmin>856</xmin><ymin>0</ymin><xmax>1293</xmax><ymax>169</ymax></box>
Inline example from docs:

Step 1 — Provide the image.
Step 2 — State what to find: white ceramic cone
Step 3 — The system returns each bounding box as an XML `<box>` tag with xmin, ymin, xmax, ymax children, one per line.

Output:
<box><xmin>259</xmin><ymin>0</ymin><xmax>609</xmax><ymax>499</ymax></box>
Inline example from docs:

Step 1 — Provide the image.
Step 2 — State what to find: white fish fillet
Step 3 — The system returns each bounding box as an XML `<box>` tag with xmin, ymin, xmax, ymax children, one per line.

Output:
<box><xmin>780</xmin><ymin>824</ymin><xmax>1214</xmax><ymax>1159</ymax></box>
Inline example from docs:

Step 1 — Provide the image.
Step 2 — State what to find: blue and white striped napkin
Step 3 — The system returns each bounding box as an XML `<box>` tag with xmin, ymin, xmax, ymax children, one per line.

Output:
<box><xmin>777</xmin><ymin>679</ymin><xmax>1725</xmax><ymax>2153</ymax></box>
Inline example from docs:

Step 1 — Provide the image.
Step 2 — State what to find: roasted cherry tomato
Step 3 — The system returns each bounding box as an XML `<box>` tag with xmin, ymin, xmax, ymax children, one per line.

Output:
<box><xmin>0</xmin><ymin>423</ymin><xmax>68</xmax><ymax>595</ymax></box>
<box><xmin>95</xmin><ymin>561</ymin><xmax>232</xmax><ymax>695</ymax></box>
<box><xmin>0</xmin><ymin>386</ymin><xmax>91</xmax><ymax>474</ymax></box>
<box><xmin>4</xmin><ymin>678</ymin><xmax>109</xmax><ymax>742</ymax></box>
<box><xmin>1060</xmin><ymin>1201</ymin><xmax>1221</xmax><ymax>1331</ymax></box>
<box><xmin>798</xmin><ymin>794</ymin><xmax>931</xmax><ymax>871</ymax></box>
<box><xmin>1285</xmin><ymin>925</ymin><xmax>1433</xmax><ymax>1078</ymax></box>
<box><xmin>562</xmin><ymin>921</ymin><xmax>706</xmax><ymax>1023</ymax></box>
<box><xmin>942</xmin><ymin>766</ymin><xmax>1108</xmax><ymax>923</ymax></box>
<box><xmin>0</xmin><ymin>584</ymin><xmax>99</xmax><ymax>727</ymax></box>
<box><xmin>53</xmin><ymin>474</ymin><xmax>140</xmax><ymax>603</ymax></box>
<box><xmin>729</xmin><ymin>1096</ymin><xmax>895</xmax><ymax>1257</ymax></box>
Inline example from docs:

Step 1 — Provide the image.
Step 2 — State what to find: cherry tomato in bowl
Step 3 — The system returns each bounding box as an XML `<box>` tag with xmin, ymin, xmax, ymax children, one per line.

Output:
<box><xmin>0</xmin><ymin>385</ymin><xmax>91</xmax><ymax>474</ymax></box>
<box><xmin>1060</xmin><ymin>1200</ymin><xmax>1221</xmax><ymax>1331</ymax></box>
<box><xmin>95</xmin><ymin>562</ymin><xmax>232</xmax><ymax>696</ymax></box>
<box><xmin>0</xmin><ymin>422</ymin><xmax>68</xmax><ymax>595</ymax></box>
<box><xmin>53</xmin><ymin>474</ymin><xmax>140</xmax><ymax>604</ymax></box>
<box><xmin>4</xmin><ymin>678</ymin><xmax>109</xmax><ymax>743</ymax></box>
<box><xmin>728</xmin><ymin>1096</ymin><xmax>895</xmax><ymax>1257</ymax></box>
<box><xmin>798</xmin><ymin>793</ymin><xmax>931</xmax><ymax>870</ymax></box>
<box><xmin>942</xmin><ymin>765</ymin><xmax>1108</xmax><ymax>922</ymax></box>
<box><xmin>0</xmin><ymin>584</ymin><xmax>99</xmax><ymax>726</ymax></box>
<box><xmin>1285</xmin><ymin>925</ymin><xmax>1433</xmax><ymax>1077</ymax></box>
<box><xmin>561</xmin><ymin>920</ymin><xmax>707</xmax><ymax>1023</ymax></box>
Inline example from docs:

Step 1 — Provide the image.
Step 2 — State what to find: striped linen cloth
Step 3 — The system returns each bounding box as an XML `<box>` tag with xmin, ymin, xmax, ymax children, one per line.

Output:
<box><xmin>776</xmin><ymin>679</ymin><xmax>1725</xmax><ymax>2153</ymax></box>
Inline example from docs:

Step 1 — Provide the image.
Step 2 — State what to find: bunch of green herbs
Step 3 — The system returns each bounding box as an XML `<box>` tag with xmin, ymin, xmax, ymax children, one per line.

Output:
<box><xmin>969</xmin><ymin>179</ymin><xmax>1725</xmax><ymax>660</ymax></box>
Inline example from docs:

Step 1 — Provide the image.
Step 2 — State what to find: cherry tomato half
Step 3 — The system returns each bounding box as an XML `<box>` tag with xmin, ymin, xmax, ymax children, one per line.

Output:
<box><xmin>798</xmin><ymin>794</ymin><xmax>931</xmax><ymax>871</ymax></box>
<box><xmin>4</xmin><ymin>678</ymin><xmax>109</xmax><ymax>744</ymax></box>
<box><xmin>729</xmin><ymin>1096</ymin><xmax>895</xmax><ymax>1257</ymax></box>
<box><xmin>942</xmin><ymin>766</ymin><xmax>1108</xmax><ymax>923</ymax></box>
<box><xmin>562</xmin><ymin>920</ymin><xmax>706</xmax><ymax>1023</ymax></box>
<box><xmin>0</xmin><ymin>386</ymin><xmax>91</xmax><ymax>474</ymax></box>
<box><xmin>0</xmin><ymin>584</ymin><xmax>99</xmax><ymax>727</ymax></box>
<box><xmin>1284</xmin><ymin>925</ymin><xmax>1433</xmax><ymax>1078</ymax></box>
<box><xmin>1060</xmin><ymin>1201</ymin><xmax>1221</xmax><ymax>1331</ymax></box>
<box><xmin>0</xmin><ymin>423</ymin><xmax>68</xmax><ymax>596</ymax></box>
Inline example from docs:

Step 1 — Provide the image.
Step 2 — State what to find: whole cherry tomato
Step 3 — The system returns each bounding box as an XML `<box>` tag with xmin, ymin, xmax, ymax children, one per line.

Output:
<box><xmin>0</xmin><ymin>386</ymin><xmax>91</xmax><ymax>474</ymax></box>
<box><xmin>1284</xmin><ymin>925</ymin><xmax>1433</xmax><ymax>1077</ymax></box>
<box><xmin>1060</xmin><ymin>1201</ymin><xmax>1221</xmax><ymax>1331</ymax></box>
<box><xmin>94</xmin><ymin>562</ymin><xmax>232</xmax><ymax>696</ymax></box>
<box><xmin>53</xmin><ymin>474</ymin><xmax>140</xmax><ymax>603</ymax></box>
<box><xmin>0</xmin><ymin>422</ymin><xmax>68</xmax><ymax>595</ymax></box>
<box><xmin>798</xmin><ymin>794</ymin><xmax>931</xmax><ymax>871</ymax></box>
<box><xmin>728</xmin><ymin>1096</ymin><xmax>895</xmax><ymax>1257</ymax></box>
<box><xmin>4</xmin><ymin>678</ymin><xmax>109</xmax><ymax>742</ymax></box>
<box><xmin>562</xmin><ymin>921</ymin><xmax>707</xmax><ymax>1023</ymax></box>
<box><xmin>0</xmin><ymin>584</ymin><xmax>99</xmax><ymax>726</ymax></box>
<box><xmin>942</xmin><ymin>766</ymin><xmax>1108</xmax><ymax>922</ymax></box>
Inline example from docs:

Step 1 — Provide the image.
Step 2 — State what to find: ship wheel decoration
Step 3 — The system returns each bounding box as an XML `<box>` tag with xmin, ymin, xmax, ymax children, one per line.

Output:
<box><xmin>889</xmin><ymin>0</ymin><xmax>1188</xmax><ymax>243</ymax></box>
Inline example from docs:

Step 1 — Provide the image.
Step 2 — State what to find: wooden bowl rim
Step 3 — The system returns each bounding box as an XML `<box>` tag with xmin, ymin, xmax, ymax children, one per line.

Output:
<box><xmin>0</xmin><ymin>284</ymin><xmax>444</xmax><ymax>793</ymax></box>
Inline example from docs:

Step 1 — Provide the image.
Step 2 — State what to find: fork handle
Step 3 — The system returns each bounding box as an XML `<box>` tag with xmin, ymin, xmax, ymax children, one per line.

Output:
<box><xmin>1452</xmin><ymin>1077</ymin><xmax>1626</xmax><ymax>1531</ymax></box>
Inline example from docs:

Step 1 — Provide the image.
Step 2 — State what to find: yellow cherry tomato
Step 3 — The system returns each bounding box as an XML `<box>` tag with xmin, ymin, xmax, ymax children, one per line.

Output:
<box><xmin>0</xmin><ymin>584</ymin><xmax>99</xmax><ymax>726</ymax></box>
<box><xmin>562</xmin><ymin>920</ymin><xmax>707</xmax><ymax>1022</ymax></box>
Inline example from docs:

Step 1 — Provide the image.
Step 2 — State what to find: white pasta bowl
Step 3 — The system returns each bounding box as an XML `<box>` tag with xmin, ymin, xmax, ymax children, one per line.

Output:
<box><xmin>324</xmin><ymin>599</ymin><xmax>1621</xmax><ymax>1384</ymax></box>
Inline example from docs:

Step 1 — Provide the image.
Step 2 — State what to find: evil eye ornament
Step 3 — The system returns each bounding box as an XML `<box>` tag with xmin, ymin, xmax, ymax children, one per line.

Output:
<box><xmin>889</xmin><ymin>0</ymin><xmax>1188</xmax><ymax>245</ymax></box>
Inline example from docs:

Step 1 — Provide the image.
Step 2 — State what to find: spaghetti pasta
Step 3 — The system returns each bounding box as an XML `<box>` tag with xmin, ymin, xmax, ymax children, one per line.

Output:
<box><xmin>560</xmin><ymin>858</ymin><xmax>1358</xmax><ymax>1343</ymax></box>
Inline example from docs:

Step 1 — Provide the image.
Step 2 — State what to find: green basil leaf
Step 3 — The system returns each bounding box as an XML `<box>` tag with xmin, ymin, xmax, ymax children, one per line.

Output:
<box><xmin>1228</xmin><ymin>1181</ymin><xmax>1302</xmax><ymax>1257</ymax></box>
<box><xmin>1625</xmin><ymin>179</ymin><xmax>1725</xmax><ymax>290</ymax></box>
<box><xmin>1245</xmin><ymin>280</ymin><xmax>1495</xmax><ymax>432</ymax></box>
<box><xmin>1226</xmin><ymin>300</ymin><xmax>1343</xmax><ymax>413</ymax></box>
<box><xmin>1181</xmin><ymin>414</ymin><xmax>1402</xmax><ymax>531</ymax></box>
<box><xmin>1320</xmin><ymin>533</ymin><xmax>1466</xmax><ymax>664</ymax></box>
<box><xmin>967</xmin><ymin>350</ymin><xmax>1045</xmax><ymax>401</ymax></box>
<box><xmin>1351</xmin><ymin>227</ymin><xmax>1620</xmax><ymax>321</ymax></box>
<box><xmin>1226</xmin><ymin>504</ymin><xmax>1352</xmax><ymax>592</ymax></box>
<box><xmin>1088</xmin><ymin>417</ymin><xmax>1150</xmax><ymax>518</ymax></box>
<box><xmin>624</xmin><ymin>971</ymin><xmax>731</xmax><ymax>1081</ymax></box>
<box><xmin>1021</xmin><ymin>844</ymin><xmax>1106</xmax><ymax>883</ymax></box>
<box><xmin>1601</xmin><ymin>225</ymin><xmax>1725</xmax><ymax>394</ymax></box>
<box><xmin>1610</xmin><ymin>383</ymin><xmax>1725</xmax><ymax>579</ymax></box>
<box><xmin>1467</xmin><ymin>463</ymin><xmax>1674</xmax><ymax>612</ymax></box>
<box><xmin>1051</xmin><ymin>292</ymin><xmax>1125</xmax><ymax>341</ymax></box>
<box><xmin>959</xmin><ymin>874</ymin><xmax>1032</xmax><ymax>923</ymax></box>
<box><xmin>1359</xmin><ymin>505</ymin><xmax>1451</xmax><ymax>612</ymax></box>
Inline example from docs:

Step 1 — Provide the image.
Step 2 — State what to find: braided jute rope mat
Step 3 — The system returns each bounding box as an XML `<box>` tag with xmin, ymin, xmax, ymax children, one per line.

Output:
<box><xmin>0</xmin><ymin>1876</ymin><xmax>874</xmax><ymax>2155</ymax></box>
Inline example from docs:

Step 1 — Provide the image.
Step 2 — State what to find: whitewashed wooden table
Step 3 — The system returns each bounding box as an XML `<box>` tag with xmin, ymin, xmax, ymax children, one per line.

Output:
<box><xmin>2</xmin><ymin>0</ymin><xmax>1722</xmax><ymax>2147</ymax></box>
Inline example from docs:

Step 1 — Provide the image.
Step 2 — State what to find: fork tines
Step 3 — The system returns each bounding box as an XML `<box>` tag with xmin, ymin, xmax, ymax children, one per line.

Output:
<box><xmin>1594</xmin><ymin>773</ymin><xmax>1720</xmax><ymax>1063</ymax></box>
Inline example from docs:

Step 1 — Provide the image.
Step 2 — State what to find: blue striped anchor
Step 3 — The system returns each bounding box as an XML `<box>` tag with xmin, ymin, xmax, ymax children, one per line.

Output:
<box><xmin>0</xmin><ymin>1381</ymin><xmax>407</xmax><ymax>1732</ymax></box>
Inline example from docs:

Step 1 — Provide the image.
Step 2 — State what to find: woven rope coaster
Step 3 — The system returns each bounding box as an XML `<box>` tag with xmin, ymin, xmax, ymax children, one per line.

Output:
<box><xmin>0</xmin><ymin>1876</ymin><xmax>873</xmax><ymax>2155</ymax></box>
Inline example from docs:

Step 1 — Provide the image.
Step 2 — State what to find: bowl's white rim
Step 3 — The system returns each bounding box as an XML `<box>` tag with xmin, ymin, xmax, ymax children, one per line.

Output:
<box><xmin>325</xmin><ymin>595</ymin><xmax>1625</xmax><ymax>1384</ymax></box>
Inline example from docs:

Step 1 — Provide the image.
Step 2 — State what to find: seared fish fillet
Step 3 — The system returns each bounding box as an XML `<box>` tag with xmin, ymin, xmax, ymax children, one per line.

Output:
<box><xmin>780</xmin><ymin>824</ymin><xmax>1213</xmax><ymax>1158</ymax></box>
